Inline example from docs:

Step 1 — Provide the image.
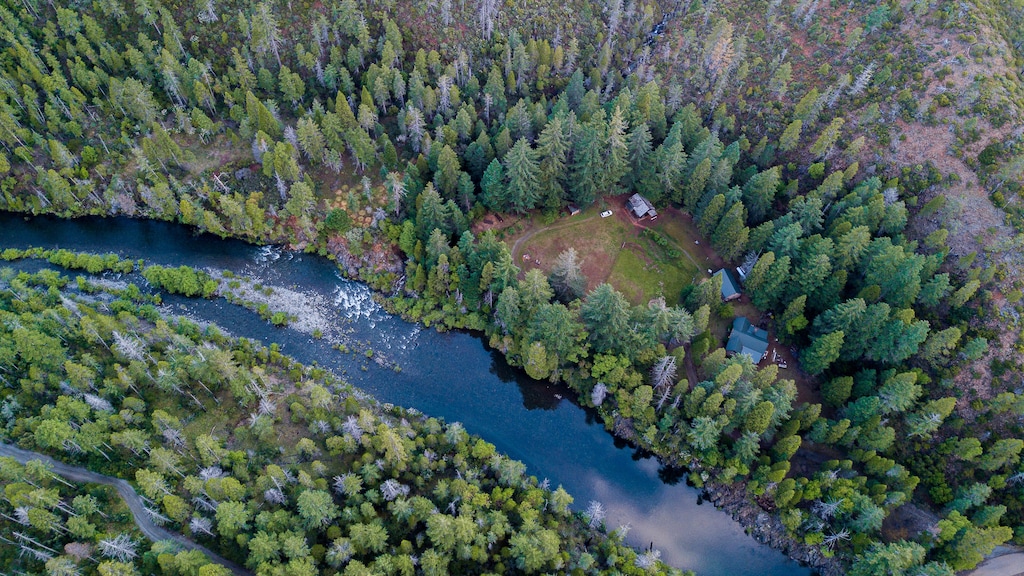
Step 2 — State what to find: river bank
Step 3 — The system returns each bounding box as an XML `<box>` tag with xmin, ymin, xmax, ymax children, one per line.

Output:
<box><xmin>0</xmin><ymin>211</ymin><xmax>815</xmax><ymax>576</ymax></box>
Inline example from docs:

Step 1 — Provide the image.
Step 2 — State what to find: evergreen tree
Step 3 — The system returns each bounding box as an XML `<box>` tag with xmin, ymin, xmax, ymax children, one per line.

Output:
<box><xmin>580</xmin><ymin>284</ymin><xmax>631</xmax><ymax>355</ymax></box>
<box><xmin>434</xmin><ymin>144</ymin><xmax>461</xmax><ymax>198</ymax></box>
<box><xmin>779</xmin><ymin>295</ymin><xmax>808</xmax><ymax>336</ymax></box>
<box><xmin>778</xmin><ymin>119</ymin><xmax>802</xmax><ymax>153</ymax></box>
<box><xmin>810</xmin><ymin>117</ymin><xmax>845</xmax><ymax>159</ymax></box>
<box><xmin>548</xmin><ymin>248</ymin><xmax>587</xmax><ymax>302</ymax></box>
<box><xmin>246</xmin><ymin>91</ymin><xmax>282</xmax><ymax>139</ymax></box>
<box><xmin>626</xmin><ymin>121</ymin><xmax>654</xmax><ymax>195</ymax></box>
<box><xmin>536</xmin><ymin>116</ymin><xmax>569</xmax><ymax>211</ymax></box>
<box><xmin>604</xmin><ymin>106</ymin><xmax>629</xmax><ymax>191</ymax></box>
<box><xmin>711</xmin><ymin>202</ymin><xmax>749</xmax><ymax>261</ymax></box>
<box><xmin>415</xmin><ymin>183</ymin><xmax>447</xmax><ymax>240</ymax></box>
<box><xmin>503</xmin><ymin>138</ymin><xmax>540</xmax><ymax>214</ymax></box>
<box><xmin>697</xmin><ymin>194</ymin><xmax>726</xmax><ymax>237</ymax></box>
<box><xmin>750</xmin><ymin>253</ymin><xmax>791</xmax><ymax>310</ymax></box>
<box><xmin>683</xmin><ymin>157</ymin><xmax>711</xmax><ymax>213</ymax></box>
<box><xmin>804</xmin><ymin>331</ymin><xmax>844</xmax><ymax>374</ymax></box>
<box><xmin>742</xmin><ymin>166</ymin><xmax>781</xmax><ymax>224</ymax></box>
<box><xmin>570</xmin><ymin>119</ymin><xmax>606</xmax><ymax>207</ymax></box>
<box><xmin>480</xmin><ymin>158</ymin><xmax>506</xmax><ymax>212</ymax></box>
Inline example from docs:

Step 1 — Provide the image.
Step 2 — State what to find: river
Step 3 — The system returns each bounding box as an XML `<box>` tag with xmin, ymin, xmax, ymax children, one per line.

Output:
<box><xmin>0</xmin><ymin>212</ymin><xmax>811</xmax><ymax>576</ymax></box>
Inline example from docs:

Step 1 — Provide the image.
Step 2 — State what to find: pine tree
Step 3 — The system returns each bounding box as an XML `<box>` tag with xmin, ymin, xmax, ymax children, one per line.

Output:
<box><xmin>416</xmin><ymin>183</ymin><xmax>447</xmax><ymax>240</ymax></box>
<box><xmin>751</xmin><ymin>253</ymin><xmax>791</xmax><ymax>310</ymax></box>
<box><xmin>278</xmin><ymin>66</ymin><xmax>305</xmax><ymax>107</ymax></box>
<box><xmin>503</xmin><ymin>138</ymin><xmax>540</xmax><ymax>214</ymax></box>
<box><xmin>434</xmin><ymin>144</ymin><xmax>461</xmax><ymax>198</ymax></box>
<box><xmin>480</xmin><ymin>158</ymin><xmax>506</xmax><ymax>212</ymax></box>
<box><xmin>745</xmin><ymin>252</ymin><xmax>775</xmax><ymax>294</ymax></box>
<box><xmin>626</xmin><ymin>122</ymin><xmax>654</xmax><ymax>194</ymax></box>
<box><xmin>246</xmin><ymin>91</ymin><xmax>282</xmax><ymax>139</ymax></box>
<box><xmin>570</xmin><ymin>119</ymin><xmax>605</xmax><ymax>207</ymax></box>
<box><xmin>580</xmin><ymin>283</ymin><xmax>631</xmax><ymax>354</ymax></box>
<box><xmin>780</xmin><ymin>295</ymin><xmax>808</xmax><ymax>336</ymax></box>
<box><xmin>810</xmin><ymin>117</ymin><xmax>845</xmax><ymax>159</ymax></box>
<box><xmin>769</xmin><ymin>62</ymin><xmax>792</xmax><ymax>99</ymax></box>
<box><xmin>250</xmin><ymin>1</ymin><xmax>284</xmax><ymax>67</ymax></box>
<box><xmin>536</xmin><ymin>116</ymin><xmax>568</xmax><ymax>211</ymax></box>
<box><xmin>295</xmin><ymin>117</ymin><xmax>325</xmax><ymax>163</ymax></box>
<box><xmin>804</xmin><ymin>331</ymin><xmax>844</xmax><ymax>374</ymax></box>
<box><xmin>683</xmin><ymin>157</ymin><xmax>711</xmax><ymax>213</ymax></box>
<box><xmin>483</xmin><ymin>65</ymin><xmax>507</xmax><ymax>116</ymax></box>
<box><xmin>743</xmin><ymin>166</ymin><xmax>781</xmax><ymax>223</ymax></box>
<box><xmin>548</xmin><ymin>248</ymin><xmax>587</xmax><ymax>302</ymax></box>
<box><xmin>697</xmin><ymin>194</ymin><xmax>726</xmax><ymax>237</ymax></box>
<box><xmin>604</xmin><ymin>106</ymin><xmax>629</xmax><ymax>191</ymax></box>
<box><xmin>711</xmin><ymin>202</ymin><xmax>749</xmax><ymax>261</ymax></box>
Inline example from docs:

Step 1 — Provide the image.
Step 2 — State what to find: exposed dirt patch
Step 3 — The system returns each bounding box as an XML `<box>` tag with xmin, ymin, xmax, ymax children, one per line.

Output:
<box><xmin>881</xmin><ymin>502</ymin><xmax>940</xmax><ymax>543</ymax></box>
<box><xmin>180</xmin><ymin>134</ymin><xmax>251</xmax><ymax>176</ymax></box>
<box><xmin>888</xmin><ymin>4</ymin><xmax>1019</xmax><ymax>263</ymax></box>
<box><xmin>890</xmin><ymin>119</ymin><xmax>1009</xmax><ymax>260</ymax></box>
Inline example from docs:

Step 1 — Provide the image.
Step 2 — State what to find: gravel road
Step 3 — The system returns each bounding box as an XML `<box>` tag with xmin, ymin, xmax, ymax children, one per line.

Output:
<box><xmin>0</xmin><ymin>442</ymin><xmax>251</xmax><ymax>576</ymax></box>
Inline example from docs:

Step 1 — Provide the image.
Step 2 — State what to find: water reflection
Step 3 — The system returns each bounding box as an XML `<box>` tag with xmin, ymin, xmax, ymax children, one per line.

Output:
<box><xmin>0</xmin><ymin>213</ymin><xmax>811</xmax><ymax>576</ymax></box>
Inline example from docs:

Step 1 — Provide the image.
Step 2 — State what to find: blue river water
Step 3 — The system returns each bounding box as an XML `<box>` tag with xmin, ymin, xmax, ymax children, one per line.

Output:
<box><xmin>0</xmin><ymin>213</ymin><xmax>811</xmax><ymax>576</ymax></box>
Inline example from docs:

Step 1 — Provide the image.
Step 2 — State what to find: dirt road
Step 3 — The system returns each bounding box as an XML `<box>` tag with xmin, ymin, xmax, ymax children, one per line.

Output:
<box><xmin>967</xmin><ymin>550</ymin><xmax>1024</xmax><ymax>576</ymax></box>
<box><xmin>0</xmin><ymin>442</ymin><xmax>251</xmax><ymax>576</ymax></box>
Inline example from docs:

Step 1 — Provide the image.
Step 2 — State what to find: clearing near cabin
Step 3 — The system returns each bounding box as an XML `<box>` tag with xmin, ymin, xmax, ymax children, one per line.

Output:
<box><xmin>505</xmin><ymin>198</ymin><xmax>705</xmax><ymax>305</ymax></box>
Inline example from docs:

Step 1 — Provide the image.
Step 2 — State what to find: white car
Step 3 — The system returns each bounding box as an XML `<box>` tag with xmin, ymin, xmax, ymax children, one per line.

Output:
<box><xmin>600</xmin><ymin>210</ymin><xmax>613</xmax><ymax>218</ymax></box>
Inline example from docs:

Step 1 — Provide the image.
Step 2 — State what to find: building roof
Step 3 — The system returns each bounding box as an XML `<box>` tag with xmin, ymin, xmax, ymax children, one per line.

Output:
<box><xmin>726</xmin><ymin>317</ymin><xmax>769</xmax><ymax>364</ymax></box>
<box><xmin>628</xmin><ymin>194</ymin><xmax>657</xmax><ymax>218</ymax></box>
<box><xmin>715</xmin><ymin>268</ymin><xmax>741</xmax><ymax>299</ymax></box>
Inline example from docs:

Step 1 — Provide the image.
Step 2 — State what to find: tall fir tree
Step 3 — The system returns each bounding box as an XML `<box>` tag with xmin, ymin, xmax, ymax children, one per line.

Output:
<box><xmin>536</xmin><ymin>116</ymin><xmax>569</xmax><ymax>211</ymax></box>
<box><xmin>503</xmin><ymin>138</ymin><xmax>540</xmax><ymax>214</ymax></box>
<box><xmin>570</xmin><ymin>119</ymin><xmax>606</xmax><ymax>207</ymax></box>
<box><xmin>480</xmin><ymin>158</ymin><xmax>506</xmax><ymax>212</ymax></box>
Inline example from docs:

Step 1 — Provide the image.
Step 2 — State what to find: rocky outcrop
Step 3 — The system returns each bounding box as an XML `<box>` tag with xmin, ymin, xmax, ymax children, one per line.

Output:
<box><xmin>704</xmin><ymin>481</ymin><xmax>845</xmax><ymax>576</ymax></box>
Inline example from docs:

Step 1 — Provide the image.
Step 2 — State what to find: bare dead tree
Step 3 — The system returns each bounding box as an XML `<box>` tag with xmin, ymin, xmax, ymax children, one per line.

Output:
<box><xmin>585</xmin><ymin>500</ymin><xmax>606</xmax><ymax>528</ymax></box>
<box><xmin>98</xmin><ymin>534</ymin><xmax>138</xmax><ymax>562</ymax></box>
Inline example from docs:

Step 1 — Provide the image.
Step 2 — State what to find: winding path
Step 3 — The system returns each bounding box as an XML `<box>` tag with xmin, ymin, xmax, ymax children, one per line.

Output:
<box><xmin>0</xmin><ymin>442</ymin><xmax>251</xmax><ymax>576</ymax></box>
<box><xmin>967</xmin><ymin>548</ymin><xmax>1024</xmax><ymax>576</ymax></box>
<box><xmin>508</xmin><ymin>211</ymin><xmax>599</xmax><ymax>264</ymax></box>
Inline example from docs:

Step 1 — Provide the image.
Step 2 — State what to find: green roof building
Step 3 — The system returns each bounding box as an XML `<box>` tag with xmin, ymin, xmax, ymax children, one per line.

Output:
<box><xmin>726</xmin><ymin>317</ymin><xmax>769</xmax><ymax>364</ymax></box>
<box><xmin>715</xmin><ymin>268</ymin><xmax>741</xmax><ymax>301</ymax></box>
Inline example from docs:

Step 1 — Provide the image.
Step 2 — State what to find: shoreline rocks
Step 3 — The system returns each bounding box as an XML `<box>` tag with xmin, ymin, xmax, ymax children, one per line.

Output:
<box><xmin>702</xmin><ymin>481</ymin><xmax>845</xmax><ymax>576</ymax></box>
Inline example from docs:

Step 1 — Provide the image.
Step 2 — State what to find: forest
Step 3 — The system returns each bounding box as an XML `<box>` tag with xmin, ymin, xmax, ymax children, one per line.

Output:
<box><xmin>0</xmin><ymin>0</ymin><xmax>1023</xmax><ymax>574</ymax></box>
<box><xmin>0</xmin><ymin>264</ymin><xmax>686</xmax><ymax>575</ymax></box>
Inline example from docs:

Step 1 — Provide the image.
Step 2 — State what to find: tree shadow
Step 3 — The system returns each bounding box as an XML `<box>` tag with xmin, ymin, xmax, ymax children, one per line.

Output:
<box><xmin>484</xmin><ymin>339</ymin><xmax>561</xmax><ymax>411</ymax></box>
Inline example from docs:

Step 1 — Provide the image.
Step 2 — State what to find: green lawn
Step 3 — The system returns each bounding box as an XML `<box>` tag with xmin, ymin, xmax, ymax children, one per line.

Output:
<box><xmin>509</xmin><ymin>203</ymin><xmax>704</xmax><ymax>305</ymax></box>
<box><xmin>607</xmin><ymin>231</ymin><xmax>700</xmax><ymax>305</ymax></box>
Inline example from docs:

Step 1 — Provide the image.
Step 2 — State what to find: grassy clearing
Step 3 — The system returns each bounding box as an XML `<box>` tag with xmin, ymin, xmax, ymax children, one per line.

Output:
<box><xmin>508</xmin><ymin>202</ymin><xmax>704</xmax><ymax>304</ymax></box>
<box><xmin>179</xmin><ymin>133</ymin><xmax>252</xmax><ymax>178</ymax></box>
<box><xmin>607</xmin><ymin>236</ymin><xmax>699</xmax><ymax>305</ymax></box>
<box><xmin>512</xmin><ymin>210</ymin><xmax>625</xmax><ymax>292</ymax></box>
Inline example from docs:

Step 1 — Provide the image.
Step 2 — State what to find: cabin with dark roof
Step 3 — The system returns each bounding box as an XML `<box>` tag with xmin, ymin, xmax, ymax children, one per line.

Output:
<box><xmin>726</xmin><ymin>317</ymin><xmax>769</xmax><ymax>364</ymax></box>
<box><xmin>714</xmin><ymin>268</ymin><xmax>741</xmax><ymax>301</ymax></box>
<box><xmin>627</xmin><ymin>194</ymin><xmax>657</xmax><ymax>220</ymax></box>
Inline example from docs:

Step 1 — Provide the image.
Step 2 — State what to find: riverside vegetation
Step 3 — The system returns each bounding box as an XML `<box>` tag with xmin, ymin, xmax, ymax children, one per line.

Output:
<box><xmin>0</xmin><ymin>266</ymin><xmax>686</xmax><ymax>575</ymax></box>
<box><xmin>0</xmin><ymin>0</ymin><xmax>1023</xmax><ymax>574</ymax></box>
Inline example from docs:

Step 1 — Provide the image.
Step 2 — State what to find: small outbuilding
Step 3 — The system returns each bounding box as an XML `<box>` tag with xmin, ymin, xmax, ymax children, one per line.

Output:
<box><xmin>627</xmin><ymin>194</ymin><xmax>657</xmax><ymax>220</ymax></box>
<box><xmin>567</xmin><ymin>204</ymin><xmax>581</xmax><ymax>216</ymax></box>
<box><xmin>714</xmin><ymin>268</ymin><xmax>741</xmax><ymax>301</ymax></box>
<box><xmin>726</xmin><ymin>317</ymin><xmax>769</xmax><ymax>364</ymax></box>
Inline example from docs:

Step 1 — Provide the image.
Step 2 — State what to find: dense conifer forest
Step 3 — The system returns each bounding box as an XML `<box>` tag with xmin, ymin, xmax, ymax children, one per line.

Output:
<box><xmin>1</xmin><ymin>0</ymin><xmax>1023</xmax><ymax>574</ymax></box>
